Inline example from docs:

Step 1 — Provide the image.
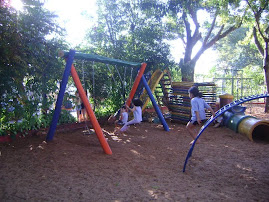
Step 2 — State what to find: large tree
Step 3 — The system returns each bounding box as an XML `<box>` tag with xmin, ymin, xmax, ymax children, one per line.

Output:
<box><xmin>166</xmin><ymin>0</ymin><xmax>244</xmax><ymax>81</ymax></box>
<box><xmin>246</xmin><ymin>0</ymin><xmax>269</xmax><ymax>112</ymax></box>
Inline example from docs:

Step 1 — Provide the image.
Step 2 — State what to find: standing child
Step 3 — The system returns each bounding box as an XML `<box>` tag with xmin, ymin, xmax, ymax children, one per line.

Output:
<box><xmin>119</xmin><ymin>98</ymin><xmax>143</xmax><ymax>133</ymax></box>
<box><xmin>75</xmin><ymin>91</ymin><xmax>82</xmax><ymax>123</ymax></box>
<box><xmin>186</xmin><ymin>86</ymin><xmax>215</xmax><ymax>145</ymax></box>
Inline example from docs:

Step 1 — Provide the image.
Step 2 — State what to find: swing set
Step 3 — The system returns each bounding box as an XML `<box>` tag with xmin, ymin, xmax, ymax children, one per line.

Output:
<box><xmin>46</xmin><ymin>49</ymin><xmax>169</xmax><ymax>155</ymax></box>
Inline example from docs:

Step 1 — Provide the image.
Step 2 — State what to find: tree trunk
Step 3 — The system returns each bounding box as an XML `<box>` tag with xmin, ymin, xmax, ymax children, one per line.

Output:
<box><xmin>180</xmin><ymin>59</ymin><xmax>196</xmax><ymax>82</ymax></box>
<box><xmin>264</xmin><ymin>54</ymin><xmax>269</xmax><ymax>113</ymax></box>
<box><xmin>252</xmin><ymin>26</ymin><xmax>269</xmax><ymax>112</ymax></box>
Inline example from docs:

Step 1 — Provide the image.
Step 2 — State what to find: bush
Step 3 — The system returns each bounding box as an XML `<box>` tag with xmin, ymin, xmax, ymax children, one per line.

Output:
<box><xmin>0</xmin><ymin>109</ymin><xmax>76</xmax><ymax>138</ymax></box>
<box><xmin>58</xmin><ymin>110</ymin><xmax>76</xmax><ymax>125</ymax></box>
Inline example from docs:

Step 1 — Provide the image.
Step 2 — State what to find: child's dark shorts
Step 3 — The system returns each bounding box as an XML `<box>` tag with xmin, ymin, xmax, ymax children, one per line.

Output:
<box><xmin>190</xmin><ymin>119</ymin><xmax>206</xmax><ymax>125</ymax></box>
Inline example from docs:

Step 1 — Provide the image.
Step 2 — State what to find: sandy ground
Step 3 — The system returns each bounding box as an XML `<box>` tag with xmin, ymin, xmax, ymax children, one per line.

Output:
<box><xmin>0</xmin><ymin>104</ymin><xmax>269</xmax><ymax>201</ymax></box>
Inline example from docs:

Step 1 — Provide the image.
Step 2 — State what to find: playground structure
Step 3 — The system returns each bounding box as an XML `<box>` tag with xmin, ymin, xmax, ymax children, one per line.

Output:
<box><xmin>169</xmin><ymin>82</ymin><xmax>216</xmax><ymax>123</ymax></box>
<box><xmin>140</xmin><ymin>71</ymin><xmax>269</xmax><ymax>172</ymax></box>
<box><xmin>153</xmin><ymin>70</ymin><xmax>172</xmax><ymax>110</ymax></box>
<box><xmin>44</xmin><ymin>56</ymin><xmax>268</xmax><ymax>169</ymax></box>
<box><xmin>141</xmin><ymin>71</ymin><xmax>268</xmax><ymax>144</ymax></box>
<box><xmin>139</xmin><ymin>69</ymin><xmax>171</xmax><ymax>112</ymax></box>
<box><xmin>137</xmin><ymin>70</ymin><xmax>217</xmax><ymax>124</ymax></box>
<box><xmin>223</xmin><ymin>108</ymin><xmax>269</xmax><ymax>142</ymax></box>
<box><xmin>183</xmin><ymin>93</ymin><xmax>269</xmax><ymax>172</ymax></box>
<box><xmin>46</xmin><ymin>50</ymin><xmax>169</xmax><ymax>154</ymax></box>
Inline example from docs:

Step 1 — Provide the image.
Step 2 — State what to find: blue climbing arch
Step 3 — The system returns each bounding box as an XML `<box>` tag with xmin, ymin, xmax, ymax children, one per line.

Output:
<box><xmin>183</xmin><ymin>93</ymin><xmax>269</xmax><ymax>172</ymax></box>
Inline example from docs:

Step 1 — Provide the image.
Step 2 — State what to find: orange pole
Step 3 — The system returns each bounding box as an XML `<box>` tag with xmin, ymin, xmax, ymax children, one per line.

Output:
<box><xmin>70</xmin><ymin>64</ymin><xmax>112</xmax><ymax>155</ymax></box>
<box><xmin>126</xmin><ymin>63</ymin><xmax>147</xmax><ymax>106</ymax></box>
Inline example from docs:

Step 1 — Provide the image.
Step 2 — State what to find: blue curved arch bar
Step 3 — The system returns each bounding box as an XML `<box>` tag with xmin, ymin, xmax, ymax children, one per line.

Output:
<box><xmin>183</xmin><ymin>93</ymin><xmax>269</xmax><ymax>172</ymax></box>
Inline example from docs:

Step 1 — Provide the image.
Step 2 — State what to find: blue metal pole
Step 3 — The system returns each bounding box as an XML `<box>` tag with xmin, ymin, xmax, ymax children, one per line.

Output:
<box><xmin>141</xmin><ymin>75</ymin><xmax>169</xmax><ymax>131</ymax></box>
<box><xmin>46</xmin><ymin>50</ymin><xmax>76</xmax><ymax>141</ymax></box>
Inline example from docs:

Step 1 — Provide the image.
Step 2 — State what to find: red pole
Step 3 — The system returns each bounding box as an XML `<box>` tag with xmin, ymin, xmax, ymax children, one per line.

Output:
<box><xmin>126</xmin><ymin>63</ymin><xmax>147</xmax><ymax>106</ymax></box>
<box><xmin>70</xmin><ymin>64</ymin><xmax>112</xmax><ymax>155</ymax></box>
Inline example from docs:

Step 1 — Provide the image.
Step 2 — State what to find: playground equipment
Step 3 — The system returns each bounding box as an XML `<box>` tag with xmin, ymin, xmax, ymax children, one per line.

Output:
<box><xmin>154</xmin><ymin>70</ymin><xmax>172</xmax><ymax>109</ymax></box>
<box><xmin>170</xmin><ymin>82</ymin><xmax>217</xmax><ymax>123</ymax></box>
<box><xmin>183</xmin><ymin>93</ymin><xmax>269</xmax><ymax>172</ymax></box>
<box><xmin>139</xmin><ymin>69</ymin><xmax>172</xmax><ymax>112</ymax></box>
<box><xmin>238</xmin><ymin>117</ymin><xmax>269</xmax><ymax>141</ymax></box>
<box><xmin>169</xmin><ymin>82</ymin><xmax>192</xmax><ymax>123</ymax></box>
<box><xmin>224</xmin><ymin>111</ymin><xmax>269</xmax><ymax>142</ymax></box>
<box><xmin>141</xmin><ymin>75</ymin><xmax>169</xmax><ymax>131</ymax></box>
<box><xmin>137</xmin><ymin>73</ymin><xmax>217</xmax><ymax>124</ymax></box>
<box><xmin>219</xmin><ymin>94</ymin><xmax>234</xmax><ymax>107</ymax></box>
<box><xmin>46</xmin><ymin>50</ymin><xmax>169</xmax><ymax>154</ymax></box>
<box><xmin>140</xmin><ymin>69</ymin><xmax>167</xmax><ymax>111</ymax></box>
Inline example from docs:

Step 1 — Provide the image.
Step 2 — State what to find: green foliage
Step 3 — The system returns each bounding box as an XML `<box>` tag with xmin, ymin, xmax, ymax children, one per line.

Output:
<box><xmin>88</xmin><ymin>0</ymin><xmax>175</xmax><ymax>67</ymax></box>
<box><xmin>243</xmin><ymin>65</ymin><xmax>264</xmax><ymax>85</ymax></box>
<box><xmin>81</xmin><ymin>0</ymin><xmax>177</xmax><ymax>111</ymax></box>
<box><xmin>1</xmin><ymin>0</ymin><xmax>268</xmax><ymax>133</ymax></box>
<box><xmin>0</xmin><ymin>109</ymin><xmax>76</xmax><ymax>137</ymax></box>
<box><xmin>207</xmin><ymin>65</ymin><xmax>265</xmax><ymax>98</ymax></box>
<box><xmin>58</xmin><ymin>110</ymin><xmax>76</xmax><ymax>125</ymax></box>
<box><xmin>215</xmin><ymin>27</ymin><xmax>263</xmax><ymax>69</ymax></box>
<box><xmin>0</xmin><ymin>0</ymin><xmax>69</xmax><ymax>136</ymax></box>
<box><xmin>213</xmin><ymin>26</ymin><xmax>266</xmax><ymax>97</ymax></box>
<box><xmin>169</xmin><ymin>66</ymin><xmax>182</xmax><ymax>82</ymax></box>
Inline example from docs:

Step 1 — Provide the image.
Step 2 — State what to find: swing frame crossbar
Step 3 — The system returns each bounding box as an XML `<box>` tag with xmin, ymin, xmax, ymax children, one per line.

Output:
<box><xmin>59</xmin><ymin>50</ymin><xmax>141</xmax><ymax>67</ymax></box>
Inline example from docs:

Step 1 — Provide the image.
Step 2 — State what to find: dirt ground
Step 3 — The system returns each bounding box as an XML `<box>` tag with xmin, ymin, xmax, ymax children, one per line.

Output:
<box><xmin>1</xmin><ymin>104</ymin><xmax>269</xmax><ymax>201</ymax></box>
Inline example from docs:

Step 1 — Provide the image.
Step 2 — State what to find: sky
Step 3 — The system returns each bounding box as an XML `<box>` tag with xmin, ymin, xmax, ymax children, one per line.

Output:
<box><xmin>44</xmin><ymin>0</ymin><xmax>98</xmax><ymax>47</ymax></box>
<box><xmin>10</xmin><ymin>0</ymin><xmax>217</xmax><ymax>76</ymax></box>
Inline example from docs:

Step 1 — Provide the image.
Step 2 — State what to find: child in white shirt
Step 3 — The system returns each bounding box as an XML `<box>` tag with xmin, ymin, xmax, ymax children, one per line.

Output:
<box><xmin>186</xmin><ymin>86</ymin><xmax>215</xmax><ymax>145</ymax></box>
<box><xmin>115</xmin><ymin>106</ymin><xmax>129</xmax><ymax>126</ymax></box>
<box><xmin>119</xmin><ymin>99</ymin><xmax>143</xmax><ymax>132</ymax></box>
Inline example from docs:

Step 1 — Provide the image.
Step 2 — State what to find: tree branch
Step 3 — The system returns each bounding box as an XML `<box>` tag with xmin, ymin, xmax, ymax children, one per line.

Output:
<box><xmin>193</xmin><ymin>24</ymin><xmax>239</xmax><ymax>62</ymax></box>
<box><xmin>253</xmin><ymin>26</ymin><xmax>264</xmax><ymax>56</ymax></box>
<box><xmin>182</xmin><ymin>11</ymin><xmax>193</xmax><ymax>61</ymax></box>
<box><xmin>104</xmin><ymin>14</ymin><xmax>116</xmax><ymax>48</ymax></box>
<box><xmin>204</xmin><ymin>25</ymin><xmax>224</xmax><ymax>48</ymax></box>
<box><xmin>218</xmin><ymin>24</ymin><xmax>240</xmax><ymax>41</ymax></box>
<box><xmin>182</xmin><ymin>11</ymin><xmax>191</xmax><ymax>41</ymax></box>
<box><xmin>189</xmin><ymin>6</ymin><xmax>201</xmax><ymax>43</ymax></box>
<box><xmin>246</xmin><ymin>0</ymin><xmax>268</xmax><ymax>41</ymax></box>
<box><xmin>203</xmin><ymin>10</ymin><xmax>218</xmax><ymax>46</ymax></box>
